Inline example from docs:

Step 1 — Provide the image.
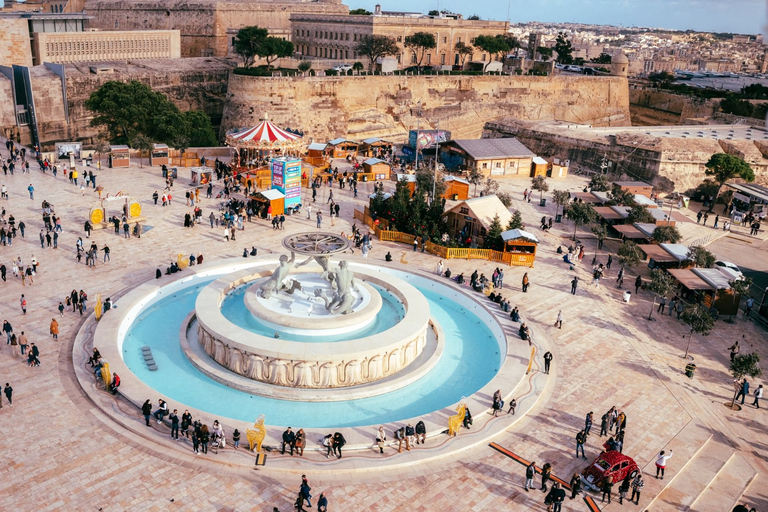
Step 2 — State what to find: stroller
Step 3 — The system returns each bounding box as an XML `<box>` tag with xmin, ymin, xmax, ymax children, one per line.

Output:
<box><xmin>211</xmin><ymin>430</ymin><xmax>226</xmax><ymax>453</ymax></box>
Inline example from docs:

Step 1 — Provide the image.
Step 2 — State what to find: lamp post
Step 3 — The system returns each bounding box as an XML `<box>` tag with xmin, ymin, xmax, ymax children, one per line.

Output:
<box><xmin>432</xmin><ymin>119</ymin><xmax>439</xmax><ymax>204</ymax></box>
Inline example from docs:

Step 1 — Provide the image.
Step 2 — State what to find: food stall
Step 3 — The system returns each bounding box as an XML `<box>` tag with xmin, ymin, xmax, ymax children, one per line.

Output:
<box><xmin>150</xmin><ymin>144</ymin><xmax>170</xmax><ymax>166</ymax></box>
<box><xmin>362</xmin><ymin>158</ymin><xmax>391</xmax><ymax>181</ymax></box>
<box><xmin>327</xmin><ymin>138</ymin><xmax>359</xmax><ymax>159</ymax></box>
<box><xmin>109</xmin><ymin>145</ymin><xmax>131</xmax><ymax>168</ymax></box>
<box><xmin>501</xmin><ymin>228</ymin><xmax>538</xmax><ymax>268</ymax></box>
<box><xmin>252</xmin><ymin>188</ymin><xmax>285</xmax><ymax>217</ymax></box>
<box><xmin>443</xmin><ymin>175</ymin><xmax>470</xmax><ymax>201</ymax></box>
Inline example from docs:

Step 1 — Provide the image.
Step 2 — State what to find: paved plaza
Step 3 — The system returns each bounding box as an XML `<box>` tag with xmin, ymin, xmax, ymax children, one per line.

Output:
<box><xmin>0</xmin><ymin>146</ymin><xmax>766</xmax><ymax>512</ymax></box>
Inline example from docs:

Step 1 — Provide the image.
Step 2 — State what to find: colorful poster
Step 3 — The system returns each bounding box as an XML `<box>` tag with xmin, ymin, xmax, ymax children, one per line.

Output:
<box><xmin>271</xmin><ymin>157</ymin><xmax>302</xmax><ymax>208</ymax></box>
<box><xmin>271</xmin><ymin>160</ymin><xmax>284</xmax><ymax>187</ymax></box>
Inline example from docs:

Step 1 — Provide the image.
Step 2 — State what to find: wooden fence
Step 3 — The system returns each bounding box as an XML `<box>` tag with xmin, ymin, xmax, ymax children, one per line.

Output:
<box><xmin>353</xmin><ymin>209</ymin><xmax>534</xmax><ymax>267</ymax></box>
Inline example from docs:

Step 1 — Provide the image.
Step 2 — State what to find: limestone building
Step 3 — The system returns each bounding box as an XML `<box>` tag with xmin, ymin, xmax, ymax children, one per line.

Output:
<box><xmin>290</xmin><ymin>6</ymin><xmax>509</xmax><ymax>68</ymax></box>
<box><xmin>83</xmin><ymin>0</ymin><xmax>349</xmax><ymax>58</ymax></box>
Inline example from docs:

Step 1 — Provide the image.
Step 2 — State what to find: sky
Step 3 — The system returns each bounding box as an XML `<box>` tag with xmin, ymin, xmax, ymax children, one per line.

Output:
<box><xmin>353</xmin><ymin>0</ymin><xmax>767</xmax><ymax>35</ymax></box>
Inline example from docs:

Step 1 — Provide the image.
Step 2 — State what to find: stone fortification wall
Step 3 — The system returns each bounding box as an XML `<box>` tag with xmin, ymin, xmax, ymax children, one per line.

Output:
<box><xmin>0</xmin><ymin>18</ymin><xmax>33</xmax><ymax>67</ymax></box>
<box><xmin>485</xmin><ymin>120</ymin><xmax>768</xmax><ymax>193</ymax></box>
<box><xmin>221</xmin><ymin>74</ymin><xmax>631</xmax><ymax>143</ymax></box>
<box><xmin>629</xmin><ymin>87</ymin><xmax>720</xmax><ymax>126</ymax></box>
<box><xmin>84</xmin><ymin>0</ymin><xmax>348</xmax><ymax>58</ymax></box>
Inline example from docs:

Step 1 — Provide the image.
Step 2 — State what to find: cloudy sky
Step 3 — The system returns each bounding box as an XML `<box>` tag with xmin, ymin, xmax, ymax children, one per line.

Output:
<box><xmin>354</xmin><ymin>0</ymin><xmax>766</xmax><ymax>35</ymax></box>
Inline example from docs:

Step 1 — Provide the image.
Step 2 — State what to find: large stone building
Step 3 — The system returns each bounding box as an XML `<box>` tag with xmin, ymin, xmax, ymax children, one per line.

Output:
<box><xmin>83</xmin><ymin>0</ymin><xmax>349</xmax><ymax>58</ymax></box>
<box><xmin>290</xmin><ymin>7</ymin><xmax>508</xmax><ymax>68</ymax></box>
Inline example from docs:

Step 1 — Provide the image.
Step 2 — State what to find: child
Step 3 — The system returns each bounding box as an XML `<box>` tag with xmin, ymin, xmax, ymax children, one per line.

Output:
<box><xmin>232</xmin><ymin>429</ymin><xmax>241</xmax><ymax>449</ymax></box>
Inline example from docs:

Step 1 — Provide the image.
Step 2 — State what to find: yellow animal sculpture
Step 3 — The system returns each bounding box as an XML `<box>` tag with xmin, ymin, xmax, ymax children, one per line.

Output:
<box><xmin>101</xmin><ymin>362</ymin><xmax>111</xmax><ymax>390</ymax></box>
<box><xmin>247</xmin><ymin>415</ymin><xmax>267</xmax><ymax>452</ymax></box>
<box><xmin>177</xmin><ymin>253</ymin><xmax>189</xmax><ymax>270</ymax></box>
<box><xmin>448</xmin><ymin>402</ymin><xmax>467</xmax><ymax>437</ymax></box>
<box><xmin>94</xmin><ymin>293</ymin><xmax>103</xmax><ymax>321</ymax></box>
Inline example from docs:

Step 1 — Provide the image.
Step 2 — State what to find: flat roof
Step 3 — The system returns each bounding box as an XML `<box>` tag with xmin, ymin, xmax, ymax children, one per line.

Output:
<box><xmin>364</xmin><ymin>158</ymin><xmax>388</xmax><ymax>166</ymax></box>
<box><xmin>615</xmin><ymin>181</ymin><xmax>653</xmax><ymax>187</ymax></box>
<box><xmin>448</xmin><ymin>138</ymin><xmax>534</xmax><ymax>160</ymax></box>
<box><xmin>260</xmin><ymin>189</ymin><xmax>284</xmax><ymax>201</ymax></box>
<box><xmin>727</xmin><ymin>183</ymin><xmax>768</xmax><ymax>202</ymax></box>
<box><xmin>571</xmin><ymin>192</ymin><xmax>601</xmax><ymax>203</ymax></box>
<box><xmin>444</xmin><ymin>175</ymin><xmax>470</xmax><ymax>185</ymax></box>
<box><xmin>660</xmin><ymin>243</ymin><xmax>690</xmax><ymax>261</ymax></box>
<box><xmin>307</xmin><ymin>143</ymin><xmax>327</xmax><ymax>151</ymax></box>
<box><xmin>581</xmin><ymin>124</ymin><xmax>768</xmax><ymax>141</ymax></box>
<box><xmin>641</xmin><ymin>244</ymin><xmax>679</xmax><ymax>263</ymax></box>
<box><xmin>634</xmin><ymin>195</ymin><xmax>658</xmax><ymax>207</ymax></box>
<box><xmin>613</xmin><ymin>224</ymin><xmax>647</xmax><ymax>239</ymax></box>
<box><xmin>693</xmin><ymin>268</ymin><xmax>733</xmax><ymax>289</ymax></box>
<box><xmin>595</xmin><ymin>206</ymin><xmax>624</xmax><ymax>220</ymax></box>
<box><xmin>635</xmin><ymin>222</ymin><xmax>659</xmax><ymax>237</ymax></box>
<box><xmin>669</xmin><ymin>269</ymin><xmax>714</xmax><ymax>290</ymax></box>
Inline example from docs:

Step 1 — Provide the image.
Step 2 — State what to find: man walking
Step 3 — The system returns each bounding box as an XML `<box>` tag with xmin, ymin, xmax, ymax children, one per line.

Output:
<box><xmin>736</xmin><ymin>379</ymin><xmax>750</xmax><ymax>405</ymax></box>
<box><xmin>753</xmin><ymin>384</ymin><xmax>763</xmax><ymax>409</ymax></box>
<box><xmin>729</xmin><ymin>341</ymin><xmax>740</xmax><ymax>362</ymax></box>
<box><xmin>576</xmin><ymin>429</ymin><xmax>587</xmax><ymax>459</ymax></box>
<box><xmin>569</xmin><ymin>473</ymin><xmax>582</xmax><ymax>500</ymax></box>
<box><xmin>584</xmin><ymin>411</ymin><xmax>593</xmax><ymax>435</ymax></box>
<box><xmin>570</xmin><ymin>276</ymin><xmax>578</xmax><ymax>295</ymax></box>
<box><xmin>3</xmin><ymin>382</ymin><xmax>12</xmax><ymax>406</ymax></box>
<box><xmin>543</xmin><ymin>351</ymin><xmax>553</xmax><ymax>374</ymax></box>
<box><xmin>554</xmin><ymin>310</ymin><xmax>563</xmax><ymax>329</ymax></box>
<box><xmin>27</xmin><ymin>184</ymin><xmax>34</xmax><ymax>199</ymax></box>
<box><xmin>635</xmin><ymin>275</ymin><xmax>643</xmax><ymax>294</ymax></box>
<box><xmin>630</xmin><ymin>473</ymin><xmax>644</xmax><ymax>505</ymax></box>
<box><xmin>316</xmin><ymin>211</ymin><xmax>322</xmax><ymax>229</ymax></box>
<box><xmin>524</xmin><ymin>461</ymin><xmax>536</xmax><ymax>492</ymax></box>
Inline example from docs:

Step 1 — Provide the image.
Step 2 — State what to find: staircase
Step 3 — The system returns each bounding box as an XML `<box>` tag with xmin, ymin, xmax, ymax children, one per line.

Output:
<box><xmin>639</xmin><ymin>421</ymin><xmax>758</xmax><ymax>512</ymax></box>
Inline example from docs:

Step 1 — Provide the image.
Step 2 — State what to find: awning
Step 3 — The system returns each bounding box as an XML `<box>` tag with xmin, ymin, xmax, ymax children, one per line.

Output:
<box><xmin>259</xmin><ymin>189</ymin><xmax>285</xmax><ymax>201</ymax></box>
<box><xmin>571</xmin><ymin>192</ymin><xmax>601</xmax><ymax>203</ymax></box>
<box><xmin>307</xmin><ymin>143</ymin><xmax>327</xmax><ymax>151</ymax></box>
<box><xmin>501</xmin><ymin>228</ymin><xmax>538</xmax><ymax>243</ymax></box>
<box><xmin>595</xmin><ymin>206</ymin><xmax>623</xmax><ymax>220</ymax></box>
<box><xmin>613</xmin><ymin>224</ymin><xmax>647</xmax><ymax>239</ymax></box>
<box><xmin>668</xmin><ymin>269</ymin><xmax>715</xmax><ymax>290</ymax></box>
<box><xmin>641</xmin><ymin>244</ymin><xmax>678</xmax><ymax>263</ymax></box>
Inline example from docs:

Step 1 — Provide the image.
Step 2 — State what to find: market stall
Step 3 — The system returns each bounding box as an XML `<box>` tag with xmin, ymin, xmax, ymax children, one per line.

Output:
<box><xmin>109</xmin><ymin>145</ymin><xmax>130</xmax><ymax>168</ymax></box>
<box><xmin>252</xmin><ymin>189</ymin><xmax>285</xmax><ymax>217</ymax></box>
<box><xmin>501</xmin><ymin>228</ymin><xmax>538</xmax><ymax>268</ymax></box>
<box><xmin>150</xmin><ymin>144</ymin><xmax>170</xmax><ymax>166</ymax></box>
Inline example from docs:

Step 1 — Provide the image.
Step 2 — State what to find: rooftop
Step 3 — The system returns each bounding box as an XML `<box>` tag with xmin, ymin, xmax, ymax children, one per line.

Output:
<box><xmin>447</xmin><ymin>138</ymin><xmax>535</xmax><ymax>160</ymax></box>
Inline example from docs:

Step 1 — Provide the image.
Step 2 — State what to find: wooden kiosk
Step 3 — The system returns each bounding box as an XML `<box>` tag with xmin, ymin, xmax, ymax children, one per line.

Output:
<box><xmin>327</xmin><ymin>138</ymin><xmax>359</xmax><ymax>158</ymax></box>
<box><xmin>150</xmin><ymin>144</ymin><xmax>170</xmax><ymax>166</ymax></box>
<box><xmin>362</xmin><ymin>158</ymin><xmax>391</xmax><ymax>180</ymax></box>
<box><xmin>501</xmin><ymin>228</ymin><xmax>538</xmax><ymax>268</ymax></box>
<box><xmin>253</xmin><ymin>189</ymin><xmax>285</xmax><ymax>217</ymax></box>
<box><xmin>109</xmin><ymin>145</ymin><xmax>131</xmax><ymax>168</ymax></box>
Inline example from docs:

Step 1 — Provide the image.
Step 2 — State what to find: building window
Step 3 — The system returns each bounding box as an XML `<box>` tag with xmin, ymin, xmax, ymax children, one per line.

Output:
<box><xmin>481</xmin><ymin>162</ymin><xmax>487</xmax><ymax>169</ymax></box>
<box><xmin>345</xmin><ymin>50</ymin><xmax>349</xmax><ymax>59</ymax></box>
<box><xmin>426</xmin><ymin>54</ymin><xmax>431</xmax><ymax>64</ymax></box>
<box><xmin>482</xmin><ymin>53</ymin><xmax>487</xmax><ymax>61</ymax></box>
<box><xmin>443</xmin><ymin>37</ymin><xmax>447</xmax><ymax>44</ymax></box>
<box><xmin>470</xmin><ymin>37</ymin><xmax>476</xmax><ymax>44</ymax></box>
<box><xmin>397</xmin><ymin>36</ymin><xmax>402</xmax><ymax>42</ymax></box>
<box><xmin>459</xmin><ymin>207</ymin><xmax>469</xmax><ymax>214</ymax></box>
<box><xmin>411</xmin><ymin>53</ymin><xmax>417</xmax><ymax>64</ymax></box>
<box><xmin>495</xmin><ymin>162</ymin><xmax>502</xmax><ymax>168</ymax></box>
<box><xmin>457</xmin><ymin>37</ymin><xmax>461</xmax><ymax>43</ymax></box>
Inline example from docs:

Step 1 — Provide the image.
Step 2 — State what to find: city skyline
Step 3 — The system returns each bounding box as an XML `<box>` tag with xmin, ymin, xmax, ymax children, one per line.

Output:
<box><xmin>354</xmin><ymin>0</ymin><xmax>766</xmax><ymax>35</ymax></box>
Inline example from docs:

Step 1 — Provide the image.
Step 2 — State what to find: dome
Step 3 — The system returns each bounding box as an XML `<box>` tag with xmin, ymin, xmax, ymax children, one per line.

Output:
<box><xmin>613</xmin><ymin>52</ymin><xmax>629</xmax><ymax>64</ymax></box>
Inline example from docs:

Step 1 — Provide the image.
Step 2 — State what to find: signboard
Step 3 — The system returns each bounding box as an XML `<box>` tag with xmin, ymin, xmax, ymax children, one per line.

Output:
<box><xmin>271</xmin><ymin>157</ymin><xmax>302</xmax><ymax>208</ymax></box>
<box><xmin>55</xmin><ymin>142</ymin><xmax>81</xmax><ymax>159</ymax></box>
<box><xmin>733</xmin><ymin>192</ymin><xmax>751</xmax><ymax>204</ymax></box>
<box><xmin>407</xmin><ymin>130</ymin><xmax>451</xmax><ymax>150</ymax></box>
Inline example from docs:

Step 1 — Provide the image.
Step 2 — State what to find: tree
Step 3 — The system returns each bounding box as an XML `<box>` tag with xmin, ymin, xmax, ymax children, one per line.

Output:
<box><xmin>415</xmin><ymin>167</ymin><xmax>446</xmax><ymax>202</ymax></box>
<box><xmin>554</xmin><ymin>32</ymin><xmax>574</xmax><ymax>64</ymax></box>
<box><xmin>92</xmin><ymin>138</ymin><xmax>110</xmax><ymax>168</ymax></box>
<box><xmin>482</xmin><ymin>178</ymin><xmax>499</xmax><ymax>197</ymax></box>
<box><xmin>389</xmin><ymin>180</ymin><xmax>413</xmax><ymax>232</ymax></box>
<box><xmin>531</xmin><ymin>175</ymin><xmax>549</xmax><ymax>201</ymax></box>
<box><xmin>649</xmin><ymin>71</ymin><xmax>675</xmax><ymax>88</ymax></box>
<box><xmin>404</xmin><ymin>32</ymin><xmax>437</xmax><ymax>67</ymax></box>
<box><xmin>729</xmin><ymin>353</ymin><xmax>762</xmax><ymax>408</ymax></box>
<box><xmin>298</xmin><ymin>60</ymin><xmax>312</xmax><ymax>74</ymax></box>
<box><xmin>467</xmin><ymin>167</ymin><xmax>484</xmax><ymax>196</ymax></box>
<box><xmin>536</xmin><ymin>46</ymin><xmax>553</xmax><ymax>61</ymax></box>
<box><xmin>130</xmin><ymin>134</ymin><xmax>153</xmax><ymax>168</ymax></box>
<box><xmin>454</xmin><ymin>41</ymin><xmax>474</xmax><ymax>68</ymax></box>
<box><xmin>608</xmin><ymin>183</ymin><xmax>636</xmax><ymax>207</ymax></box>
<box><xmin>258</xmin><ymin>37</ymin><xmax>293</xmax><ymax>68</ymax></box>
<box><xmin>594</xmin><ymin>53</ymin><xmax>612</xmax><ymax>64</ymax></box>
<box><xmin>473</xmin><ymin>34</ymin><xmax>518</xmax><ymax>64</ymax></box>
<box><xmin>588</xmin><ymin>174</ymin><xmax>610</xmax><ymax>192</ymax></box>
<box><xmin>349</xmin><ymin>8</ymin><xmax>371</xmax><ymax>15</ymax></box>
<box><xmin>617</xmin><ymin>240</ymin><xmax>642</xmax><ymax>269</ymax></box>
<box><xmin>552</xmin><ymin>190</ymin><xmax>571</xmax><ymax>218</ymax></box>
<box><xmin>651</xmin><ymin>225</ymin><xmax>682</xmax><ymax>244</ymax></box>
<box><xmin>681</xmin><ymin>303</ymin><xmax>715</xmax><ymax>360</ymax></box>
<box><xmin>565</xmin><ymin>201</ymin><xmax>596</xmax><ymax>240</ymax></box>
<box><xmin>507</xmin><ymin>210</ymin><xmax>523</xmax><ymax>231</ymax></box>
<box><xmin>356</xmin><ymin>35</ymin><xmax>400</xmax><ymax>72</ymax></box>
<box><xmin>233</xmin><ymin>26</ymin><xmax>269</xmax><ymax>68</ymax></box>
<box><xmin>728</xmin><ymin>277</ymin><xmax>754</xmax><ymax>323</ymax></box>
<box><xmin>484</xmin><ymin>214</ymin><xmax>504</xmax><ymax>250</ymax></box>
<box><xmin>352</xmin><ymin>61</ymin><xmax>364</xmax><ymax>72</ymax></box>
<box><xmin>626</xmin><ymin>205</ymin><xmax>655</xmax><ymax>224</ymax></box>
<box><xmin>496</xmin><ymin>191</ymin><xmax>513</xmax><ymax>208</ymax></box>
<box><xmin>704</xmin><ymin>153</ymin><xmax>755</xmax><ymax>211</ymax></box>
<box><xmin>467</xmin><ymin>14</ymin><xmax>480</xmax><ymax>20</ymax></box>
<box><xmin>646</xmin><ymin>268</ymin><xmax>675</xmax><ymax>320</ymax></box>
<box><xmin>685</xmin><ymin>245</ymin><xmax>716</xmax><ymax>268</ymax></box>
<box><xmin>183</xmin><ymin>110</ymin><xmax>218</xmax><ymax>147</ymax></box>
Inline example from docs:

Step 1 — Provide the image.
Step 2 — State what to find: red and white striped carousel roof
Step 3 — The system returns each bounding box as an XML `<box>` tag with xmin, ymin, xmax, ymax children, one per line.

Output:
<box><xmin>228</xmin><ymin>120</ymin><xmax>301</xmax><ymax>144</ymax></box>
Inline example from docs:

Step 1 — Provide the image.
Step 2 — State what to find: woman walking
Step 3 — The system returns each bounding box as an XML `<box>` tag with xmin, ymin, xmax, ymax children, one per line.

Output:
<box><xmin>522</xmin><ymin>273</ymin><xmax>530</xmax><ymax>293</ymax></box>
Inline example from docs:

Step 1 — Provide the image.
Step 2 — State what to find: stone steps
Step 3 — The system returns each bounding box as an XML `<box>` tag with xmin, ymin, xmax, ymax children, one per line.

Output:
<box><xmin>688</xmin><ymin>453</ymin><xmax>758</xmax><ymax>512</ymax></box>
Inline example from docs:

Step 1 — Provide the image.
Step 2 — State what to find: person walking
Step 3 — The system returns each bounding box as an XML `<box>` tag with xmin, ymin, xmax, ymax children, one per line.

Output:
<box><xmin>655</xmin><ymin>450</ymin><xmax>673</xmax><ymax>479</ymax></box>
<box><xmin>50</xmin><ymin>318</ymin><xmax>59</xmax><ymax>340</ymax></box>
<box><xmin>570</xmin><ymin>276</ymin><xmax>578</xmax><ymax>295</ymax></box>
<box><xmin>630</xmin><ymin>473</ymin><xmax>644</xmax><ymax>505</ymax></box>
<box><xmin>736</xmin><ymin>379</ymin><xmax>750</xmax><ymax>405</ymax></box>
<box><xmin>543</xmin><ymin>351</ymin><xmax>553</xmax><ymax>374</ymax></box>
<box><xmin>169</xmin><ymin>409</ymin><xmax>180</xmax><ymax>440</ymax></box>
<box><xmin>616</xmin><ymin>267</ymin><xmax>625</xmax><ymax>288</ymax></box>
<box><xmin>569</xmin><ymin>473</ymin><xmax>582</xmax><ymax>500</ymax></box>
<box><xmin>729</xmin><ymin>341</ymin><xmax>740</xmax><ymax>362</ymax></box>
<box><xmin>635</xmin><ymin>275</ymin><xmax>643</xmax><ymax>294</ymax></box>
<box><xmin>554</xmin><ymin>310</ymin><xmax>563</xmax><ymax>329</ymax></box>
<box><xmin>753</xmin><ymin>384</ymin><xmax>763</xmax><ymax>409</ymax></box>
<box><xmin>618</xmin><ymin>477</ymin><xmax>630</xmax><ymax>505</ymax></box>
<box><xmin>3</xmin><ymin>383</ymin><xmax>12</xmax><ymax>406</ymax></box>
<box><xmin>551</xmin><ymin>483</ymin><xmax>566</xmax><ymax>512</ymax></box>
<box><xmin>524</xmin><ymin>461</ymin><xmax>536</xmax><ymax>492</ymax></box>
<box><xmin>657</xmin><ymin>295</ymin><xmax>667</xmax><ymax>314</ymax></box>
<box><xmin>540</xmin><ymin>462</ymin><xmax>552</xmax><ymax>492</ymax></box>
<box><xmin>601</xmin><ymin>475</ymin><xmax>614</xmax><ymax>503</ymax></box>
<box><xmin>584</xmin><ymin>411</ymin><xmax>593</xmax><ymax>435</ymax></box>
<box><xmin>141</xmin><ymin>399</ymin><xmax>152</xmax><ymax>426</ymax></box>
<box><xmin>522</xmin><ymin>273</ymin><xmax>530</xmax><ymax>293</ymax></box>
<box><xmin>606</xmin><ymin>254</ymin><xmax>613</xmax><ymax>270</ymax></box>
<box><xmin>316</xmin><ymin>211</ymin><xmax>322</xmax><ymax>229</ymax></box>
<box><xmin>317</xmin><ymin>492</ymin><xmax>328</xmax><ymax>512</ymax></box>
<box><xmin>576</xmin><ymin>429</ymin><xmax>587</xmax><ymax>459</ymax></box>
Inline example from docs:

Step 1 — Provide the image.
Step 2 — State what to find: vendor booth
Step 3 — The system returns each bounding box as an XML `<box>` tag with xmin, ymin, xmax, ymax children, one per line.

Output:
<box><xmin>362</xmin><ymin>158</ymin><xmax>391</xmax><ymax>180</ymax></box>
<box><xmin>304</xmin><ymin>142</ymin><xmax>328</xmax><ymax>167</ymax></box>
<box><xmin>109</xmin><ymin>145</ymin><xmax>130</xmax><ymax>168</ymax></box>
<box><xmin>360</xmin><ymin>137</ymin><xmax>394</xmax><ymax>158</ymax></box>
<box><xmin>150</xmin><ymin>144</ymin><xmax>170</xmax><ymax>166</ymax></box>
<box><xmin>443</xmin><ymin>175</ymin><xmax>470</xmax><ymax>201</ymax></box>
<box><xmin>190</xmin><ymin>167</ymin><xmax>213</xmax><ymax>185</ymax></box>
<box><xmin>253</xmin><ymin>189</ymin><xmax>285</xmax><ymax>217</ymax></box>
<box><xmin>501</xmin><ymin>228</ymin><xmax>538</xmax><ymax>268</ymax></box>
<box><xmin>327</xmin><ymin>138</ymin><xmax>359</xmax><ymax>158</ymax></box>
<box><xmin>668</xmin><ymin>267</ymin><xmax>739</xmax><ymax>315</ymax></box>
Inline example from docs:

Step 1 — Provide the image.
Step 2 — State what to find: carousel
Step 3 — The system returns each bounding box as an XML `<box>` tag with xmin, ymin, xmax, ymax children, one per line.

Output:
<box><xmin>226</xmin><ymin>117</ymin><xmax>304</xmax><ymax>169</ymax></box>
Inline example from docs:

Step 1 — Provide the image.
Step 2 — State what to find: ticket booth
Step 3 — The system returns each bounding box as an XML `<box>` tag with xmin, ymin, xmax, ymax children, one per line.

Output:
<box><xmin>109</xmin><ymin>145</ymin><xmax>131</xmax><ymax>168</ymax></box>
<box><xmin>150</xmin><ymin>144</ymin><xmax>170</xmax><ymax>166</ymax></box>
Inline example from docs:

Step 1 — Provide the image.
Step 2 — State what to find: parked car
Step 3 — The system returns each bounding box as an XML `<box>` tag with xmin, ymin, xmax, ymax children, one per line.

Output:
<box><xmin>581</xmin><ymin>450</ymin><xmax>639</xmax><ymax>491</ymax></box>
<box><xmin>332</xmin><ymin>64</ymin><xmax>353</xmax><ymax>72</ymax></box>
<box><xmin>715</xmin><ymin>260</ymin><xmax>743</xmax><ymax>279</ymax></box>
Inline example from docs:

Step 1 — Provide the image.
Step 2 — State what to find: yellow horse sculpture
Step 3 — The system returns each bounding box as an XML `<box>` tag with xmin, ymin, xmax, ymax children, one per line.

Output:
<box><xmin>448</xmin><ymin>402</ymin><xmax>467</xmax><ymax>437</ymax></box>
<box><xmin>247</xmin><ymin>415</ymin><xmax>267</xmax><ymax>452</ymax></box>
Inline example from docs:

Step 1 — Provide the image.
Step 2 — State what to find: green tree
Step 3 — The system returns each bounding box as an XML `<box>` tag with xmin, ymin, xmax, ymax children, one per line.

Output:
<box><xmin>415</xmin><ymin>167</ymin><xmax>446</xmax><ymax>202</ymax></box>
<box><xmin>554</xmin><ymin>32</ymin><xmax>574</xmax><ymax>64</ymax></box>
<box><xmin>484</xmin><ymin>214</ymin><xmax>504</xmax><ymax>250</ymax></box>
<box><xmin>258</xmin><ymin>37</ymin><xmax>294</xmax><ymax>68</ymax></box>
<box><xmin>404</xmin><ymin>32</ymin><xmax>437</xmax><ymax>67</ymax></box>
<box><xmin>704</xmin><ymin>153</ymin><xmax>755</xmax><ymax>211</ymax></box>
<box><xmin>298</xmin><ymin>61</ymin><xmax>312</xmax><ymax>74</ymax></box>
<box><xmin>720</xmin><ymin>96</ymin><xmax>754</xmax><ymax>117</ymax></box>
<box><xmin>552</xmin><ymin>190</ymin><xmax>571</xmax><ymax>218</ymax></box>
<box><xmin>651</xmin><ymin>224</ymin><xmax>682</xmax><ymax>244</ymax></box>
<box><xmin>729</xmin><ymin>353</ymin><xmax>762</xmax><ymax>408</ymax></box>
<box><xmin>356</xmin><ymin>35</ymin><xmax>400</xmax><ymax>72</ymax></box>
<box><xmin>233</xmin><ymin>26</ymin><xmax>269</xmax><ymax>68</ymax></box>
<box><xmin>349</xmin><ymin>8</ymin><xmax>372</xmax><ymax>15</ymax></box>
<box><xmin>130</xmin><ymin>134</ymin><xmax>153</xmax><ymax>168</ymax></box>
<box><xmin>467</xmin><ymin>167</ymin><xmax>484</xmax><ymax>196</ymax></box>
<box><xmin>626</xmin><ymin>205</ymin><xmax>654</xmax><ymax>224</ymax></box>
<box><xmin>473</xmin><ymin>34</ymin><xmax>518</xmax><ymax>64</ymax></box>
<box><xmin>594</xmin><ymin>53</ymin><xmax>612</xmax><ymax>64</ymax></box>
<box><xmin>681</xmin><ymin>303</ymin><xmax>715</xmax><ymax>360</ymax></box>
<box><xmin>617</xmin><ymin>240</ymin><xmax>642</xmax><ymax>269</ymax></box>
<box><xmin>608</xmin><ymin>183</ymin><xmax>637</xmax><ymax>206</ymax></box>
<box><xmin>685</xmin><ymin>245</ymin><xmax>716</xmax><ymax>268</ymax></box>
<box><xmin>646</xmin><ymin>268</ymin><xmax>674</xmax><ymax>320</ymax></box>
<box><xmin>92</xmin><ymin>138</ymin><xmax>111</xmax><ymax>168</ymax></box>
<box><xmin>507</xmin><ymin>210</ymin><xmax>523</xmax><ymax>230</ymax></box>
<box><xmin>183</xmin><ymin>110</ymin><xmax>218</xmax><ymax>147</ymax></box>
<box><xmin>588</xmin><ymin>174</ymin><xmax>610</xmax><ymax>192</ymax></box>
<box><xmin>352</xmin><ymin>61</ymin><xmax>364</xmax><ymax>72</ymax></box>
<box><xmin>565</xmin><ymin>201</ymin><xmax>596</xmax><ymax>240</ymax></box>
<box><xmin>467</xmin><ymin>14</ymin><xmax>480</xmax><ymax>20</ymax></box>
<box><xmin>531</xmin><ymin>175</ymin><xmax>549</xmax><ymax>201</ymax></box>
<box><xmin>496</xmin><ymin>191</ymin><xmax>513</xmax><ymax>208</ymax></box>
<box><xmin>649</xmin><ymin>71</ymin><xmax>675</xmax><ymax>88</ymax></box>
<box><xmin>172</xmin><ymin>135</ymin><xmax>190</xmax><ymax>156</ymax></box>
<box><xmin>454</xmin><ymin>41</ymin><xmax>474</xmax><ymax>68</ymax></box>
<box><xmin>536</xmin><ymin>46</ymin><xmax>553</xmax><ymax>60</ymax></box>
<box><xmin>728</xmin><ymin>277</ymin><xmax>754</xmax><ymax>323</ymax></box>
<box><xmin>369</xmin><ymin>187</ymin><xmax>389</xmax><ymax>220</ymax></box>
<box><xmin>389</xmin><ymin>180</ymin><xmax>413</xmax><ymax>232</ymax></box>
